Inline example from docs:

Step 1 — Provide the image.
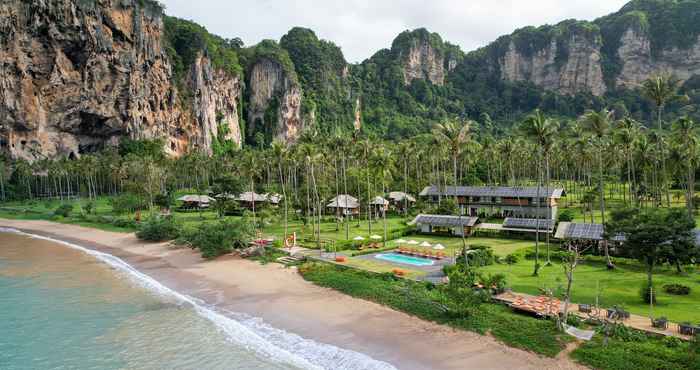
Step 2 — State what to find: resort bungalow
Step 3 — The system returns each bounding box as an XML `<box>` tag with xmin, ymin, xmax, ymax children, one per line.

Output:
<box><xmin>388</xmin><ymin>191</ymin><xmax>416</xmax><ymax>212</ymax></box>
<box><xmin>419</xmin><ymin>186</ymin><xmax>565</xmax><ymax>221</ymax></box>
<box><xmin>370</xmin><ymin>196</ymin><xmax>389</xmax><ymax>217</ymax></box>
<box><xmin>410</xmin><ymin>214</ymin><xmax>479</xmax><ymax>237</ymax></box>
<box><xmin>237</xmin><ymin>192</ymin><xmax>268</xmax><ymax>209</ymax></box>
<box><xmin>327</xmin><ymin>194</ymin><xmax>360</xmax><ymax>217</ymax></box>
<box><xmin>264</xmin><ymin>193</ymin><xmax>283</xmax><ymax>207</ymax></box>
<box><xmin>177</xmin><ymin>195</ymin><xmax>215</xmax><ymax>210</ymax></box>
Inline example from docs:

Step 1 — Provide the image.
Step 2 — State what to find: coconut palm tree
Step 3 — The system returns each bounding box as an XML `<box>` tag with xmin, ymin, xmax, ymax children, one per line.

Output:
<box><xmin>672</xmin><ymin>116</ymin><xmax>699</xmax><ymax>217</ymax></box>
<box><xmin>520</xmin><ymin>109</ymin><xmax>559</xmax><ymax>275</ymax></box>
<box><xmin>641</xmin><ymin>74</ymin><xmax>689</xmax><ymax>207</ymax></box>
<box><xmin>615</xmin><ymin>117</ymin><xmax>642</xmax><ymax>207</ymax></box>
<box><xmin>581</xmin><ymin>108</ymin><xmax>615</xmax><ymax>269</ymax></box>
<box><xmin>271</xmin><ymin>140</ymin><xmax>290</xmax><ymax>243</ymax></box>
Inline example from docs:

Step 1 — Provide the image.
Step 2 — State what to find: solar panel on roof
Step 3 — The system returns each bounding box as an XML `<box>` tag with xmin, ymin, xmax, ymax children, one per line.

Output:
<box><xmin>503</xmin><ymin>218</ymin><xmax>554</xmax><ymax>230</ymax></box>
<box><xmin>565</xmin><ymin>223</ymin><xmax>604</xmax><ymax>240</ymax></box>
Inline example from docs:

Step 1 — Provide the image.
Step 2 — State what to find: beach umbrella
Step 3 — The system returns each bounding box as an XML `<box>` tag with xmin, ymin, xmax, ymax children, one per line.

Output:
<box><xmin>407</xmin><ymin>240</ymin><xmax>418</xmax><ymax>245</ymax></box>
<box><xmin>433</xmin><ymin>244</ymin><xmax>445</xmax><ymax>250</ymax></box>
<box><xmin>370</xmin><ymin>235</ymin><xmax>382</xmax><ymax>240</ymax></box>
<box><xmin>353</xmin><ymin>236</ymin><xmax>365</xmax><ymax>241</ymax></box>
<box><xmin>395</xmin><ymin>239</ymin><xmax>407</xmax><ymax>243</ymax></box>
<box><xmin>420</xmin><ymin>241</ymin><xmax>432</xmax><ymax>247</ymax></box>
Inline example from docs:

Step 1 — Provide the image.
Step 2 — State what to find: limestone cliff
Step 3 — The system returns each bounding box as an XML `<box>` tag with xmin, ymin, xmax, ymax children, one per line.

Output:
<box><xmin>616</xmin><ymin>29</ymin><xmax>700</xmax><ymax>88</ymax></box>
<box><xmin>0</xmin><ymin>0</ymin><xmax>241</xmax><ymax>161</ymax></box>
<box><xmin>496</xmin><ymin>24</ymin><xmax>607</xmax><ymax>96</ymax></box>
<box><xmin>246</xmin><ymin>58</ymin><xmax>302</xmax><ymax>143</ymax></box>
<box><xmin>393</xmin><ymin>29</ymin><xmax>447</xmax><ymax>86</ymax></box>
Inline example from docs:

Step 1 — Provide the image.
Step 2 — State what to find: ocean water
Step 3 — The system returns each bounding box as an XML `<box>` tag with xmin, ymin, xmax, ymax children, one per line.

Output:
<box><xmin>0</xmin><ymin>229</ymin><xmax>395</xmax><ymax>370</ymax></box>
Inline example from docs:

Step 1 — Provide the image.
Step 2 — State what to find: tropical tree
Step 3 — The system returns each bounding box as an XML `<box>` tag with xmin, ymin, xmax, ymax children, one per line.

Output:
<box><xmin>581</xmin><ymin>108</ymin><xmax>615</xmax><ymax>269</ymax></box>
<box><xmin>672</xmin><ymin>116</ymin><xmax>698</xmax><ymax>217</ymax></box>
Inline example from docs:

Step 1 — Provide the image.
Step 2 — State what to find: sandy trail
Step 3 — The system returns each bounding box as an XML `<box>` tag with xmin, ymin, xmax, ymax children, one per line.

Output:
<box><xmin>0</xmin><ymin>219</ymin><xmax>585</xmax><ymax>370</ymax></box>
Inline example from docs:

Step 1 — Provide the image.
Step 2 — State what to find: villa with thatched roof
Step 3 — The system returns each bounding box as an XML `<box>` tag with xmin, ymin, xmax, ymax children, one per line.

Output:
<box><xmin>237</xmin><ymin>192</ymin><xmax>268</xmax><ymax>209</ymax></box>
<box><xmin>388</xmin><ymin>191</ymin><xmax>416</xmax><ymax>212</ymax></box>
<box><xmin>327</xmin><ymin>195</ymin><xmax>360</xmax><ymax>217</ymax></box>
<box><xmin>369</xmin><ymin>196</ymin><xmax>389</xmax><ymax>216</ymax></box>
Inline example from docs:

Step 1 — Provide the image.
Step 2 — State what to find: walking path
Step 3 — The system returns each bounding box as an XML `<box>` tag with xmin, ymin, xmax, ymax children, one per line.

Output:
<box><xmin>494</xmin><ymin>291</ymin><xmax>694</xmax><ymax>340</ymax></box>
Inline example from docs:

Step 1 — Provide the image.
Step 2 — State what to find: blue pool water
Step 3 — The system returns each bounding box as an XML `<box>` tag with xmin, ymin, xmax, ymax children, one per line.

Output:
<box><xmin>375</xmin><ymin>253</ymin><xmax>435</xmax><ymax>266</ymax></box>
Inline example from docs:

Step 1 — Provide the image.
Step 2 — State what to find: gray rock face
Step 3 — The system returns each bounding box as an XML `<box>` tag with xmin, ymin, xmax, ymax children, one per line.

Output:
<box><xmin>499</xmin><ymin>36</ymin><xmax>607</xmax><ymax>96</ymax></box>
<box><xmin>401</xmin><ymin>40</ymin><xmax>445</xmax><ymax>86</ymax></box>
<box><xmin>616</xmin><ymin>28</ymin><xmax>700</xmax><ymax>88</ymax></box>
<box><xmin>247</xmin><ymin>58</ymin><xmax>302</xmax><ymax>142</ymax></box>
<box><xmin>0</xmin><ymin>0</ymin><xmax>241</xmax><ymax>161</ymax></box>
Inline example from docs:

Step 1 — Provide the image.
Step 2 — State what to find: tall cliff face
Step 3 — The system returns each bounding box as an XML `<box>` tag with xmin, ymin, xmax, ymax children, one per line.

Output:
<box><xmin>393</xmin><ymin>29</ymin><xmax>448</xmax><ymax>86</ymax></box>
<box><xmin>616</xmin><ymin>29</ymin><xmax>700</xmax><ymax>88</ymax></box>
<box><xmin>246</xmin><ymin>57</ymin><xmax>302</xmax><ymax>143</ymax></box>
<box><xmin>0</xmin><ymin>0</ymin><xmax>241</xmax><ymax>161</ymax></box>
<box><xmin>499</xmin><ymin>35</ymin><xmax>607</xmax><ymax>96</ymax></box>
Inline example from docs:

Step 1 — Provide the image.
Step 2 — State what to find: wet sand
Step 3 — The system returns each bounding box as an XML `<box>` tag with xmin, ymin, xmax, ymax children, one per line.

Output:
<box><xmin>0</xmin><ymin>219</ymin><xmax>586</xmax><ymax>370</ymax></box>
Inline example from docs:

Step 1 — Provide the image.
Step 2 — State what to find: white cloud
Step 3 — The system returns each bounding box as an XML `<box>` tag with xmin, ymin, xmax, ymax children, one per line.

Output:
<box><xmin>159</xmin><ymin>0</ymin><xmax>630</xmax><ymax>63</ymax></box>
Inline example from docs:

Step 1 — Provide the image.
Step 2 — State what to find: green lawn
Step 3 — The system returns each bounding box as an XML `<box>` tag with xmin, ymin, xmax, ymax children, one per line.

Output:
<box><xmin>478</xmin><ymin>256</ymin><xmax>700</xmax><ymax>323</ymax></box>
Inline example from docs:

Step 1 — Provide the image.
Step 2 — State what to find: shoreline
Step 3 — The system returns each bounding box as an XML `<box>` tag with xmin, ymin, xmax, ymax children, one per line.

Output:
<box><xmin>0</xmin><ymin>219</ymin><xmax>585</xmax><ymax>370</ymax></box>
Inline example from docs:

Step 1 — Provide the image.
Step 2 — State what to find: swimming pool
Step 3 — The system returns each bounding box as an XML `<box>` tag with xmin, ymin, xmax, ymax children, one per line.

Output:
<box><xmin>374</xmin><ymin>253</ymin><xmax>435</xmax><ymax>266</ymax></box>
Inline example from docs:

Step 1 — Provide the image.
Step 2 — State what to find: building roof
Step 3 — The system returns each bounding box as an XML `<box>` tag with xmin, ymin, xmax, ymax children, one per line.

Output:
<box><xmin>410</xmin><ymin>214</ymin><xmax>479</xmax><ymax>228</ymax></box>
<box><xmin>177</xmin><ymin>195</ymin><xmax>215</xmax><ymax>203</ymax></box>
<box><xmin>419</xmin><ymin>185</ymin><xmax>565</xmax><ymax>199</ymax></box>
<box><xmin>264</xmin><ymin>193</ymin><xmax>283</xmax><ymax>204</ymax></box>
<box><xmin>327</xmin><ymin>194</ymin><xmax>360</xmax><ymax>209</ymax></box>
<box><xmin>555</xmin><ymin>222</ymin><xmax>604</xmax><ymax>240</ymax></box>
<box><xmin>238</xmin><ymin>192</ymin><xmax>267</xmax><ymax>202</ymax></box>
<box><xmin>388</xmin><ymin>191</ymin><xmax>416</xmax><ymax>202</ymax></box>
<box><xmin>503</xmin><ymin>218</ymin><xmax>555</xmax><ymax>231</ymax></box>
<box><xmin>370</xmin><ymin>196</ymin><xmax>389</xmax><ymax>205</ymax></box>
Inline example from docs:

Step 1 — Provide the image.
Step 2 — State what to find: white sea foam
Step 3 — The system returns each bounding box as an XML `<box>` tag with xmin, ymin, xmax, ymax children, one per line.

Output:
<box><xmin>0</xmin><ymin>227</ymin><xmax>397</xmax><ymax>370</ymax></box>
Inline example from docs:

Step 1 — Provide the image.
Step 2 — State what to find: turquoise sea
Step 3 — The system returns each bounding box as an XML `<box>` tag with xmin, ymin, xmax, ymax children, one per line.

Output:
<box><xmin>0</xmin><ymin>229</ymin><xmax>394</xmax><ymax>370</ymax></box>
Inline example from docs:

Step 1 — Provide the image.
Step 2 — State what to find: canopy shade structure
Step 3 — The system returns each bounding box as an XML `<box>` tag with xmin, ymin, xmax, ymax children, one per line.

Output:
<box><xmin>353</xmin><ymin>236</ymin><xmax>365</xmax><ymax>241</ymax></box>
<box><xmin>395</xmin><ymin>239</ymin><xmax>407</xmax><ymax>243</ymax></box>
<box><xmin>433</xmin><ymin>244</ymin><xmax>445</xmax><ymax>250</ymax></box>
<box><xmin>419</xmin><ymin>241</ymin><xmax>432</xmax><ymax>247</ymax></box>
<box><xmin>327</xmin><ymin>195</ymin><xmax>360</xmax><ymax>209</ymax></box>
<box><xmin>406</xmin><ymin>240</ymin><xmax>419</xmax><ymax>245</ymax></box>
<box><xmin>370</xmin><ymin>235</ymin><xmax>382</xmax><ymax>240</ymax></box>
<box><xmin>177</xmin><ymin>195</ymin><xmax>215</xmax><ymax>203</ymax></box>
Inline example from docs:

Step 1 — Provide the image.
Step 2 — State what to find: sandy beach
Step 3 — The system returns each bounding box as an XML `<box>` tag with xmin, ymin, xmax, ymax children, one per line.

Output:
<box><xmin>0</xmin><ymin>219</ymin><xmax>585</xmax><ymax>370</ymax></box>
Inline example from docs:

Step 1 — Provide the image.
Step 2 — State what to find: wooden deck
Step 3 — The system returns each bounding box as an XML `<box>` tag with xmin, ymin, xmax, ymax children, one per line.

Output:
<box><xmin>494</xmin><ymin>291</ymin><xmax>694</xmax><ymax>341</ymax></box>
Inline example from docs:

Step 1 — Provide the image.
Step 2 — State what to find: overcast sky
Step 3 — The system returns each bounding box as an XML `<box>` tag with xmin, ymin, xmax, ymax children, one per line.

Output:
<box><xmin>160</xmin><ymin>0</ymin><xmax>630</xmax><ymax>63</ymax></box>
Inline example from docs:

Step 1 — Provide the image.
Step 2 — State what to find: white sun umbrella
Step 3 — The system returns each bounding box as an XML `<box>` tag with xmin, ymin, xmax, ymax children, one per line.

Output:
<box><xmin>353</xmin><ymin>236</ymin><xmax>365</xmax><ymax>241</ymax></box>
<box><xmin>370</xmin><ymin>234</ymin><xmax>382</xmax><ymax>240</ymax></box>
<box><xmin>395</xmin><ymin>239</ymin><xmax>407</xmax><ymax>243</ymax></box>
<box><xmin>433</xmin><ymin>244</ymin><xmax>445</xmax><ymax>250</ymax></box>
<box><xmin>420</xmin><ymin>241</ymin><xmax>432</xmax><ymax>248</ymax></box>
<box><xmin>407</xmin><ymin>240</ymin><xmax>418</xmax><ymax>245</ymax></box>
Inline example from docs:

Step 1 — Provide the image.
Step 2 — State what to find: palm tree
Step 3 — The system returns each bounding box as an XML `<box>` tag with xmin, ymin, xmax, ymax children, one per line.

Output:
<box><xmin>641</xmin><ymin>74</ymin><xmax>689</xmax><ymax>207</ymax></box>
<box><xmin>672</xmin><ymin>116</ymin><xmax>698</xmax><ymax>217</ymax></box>
<box><xmin>615</xmin><ymin>118</ymin><xmax>641</xmax><ymax>207</ymax></box>
<box><xmin>271</xmin><ymin>140</ymin><xmax>290</xmax><ymax>244</ymax></box>
<box><xmin>581</xmin><ymin>108</ymin><xmax>615</xmax><ymax>269</ymax></box>
<box><xmin>433</xmin><ymin>118</ymin><xmax>473</xmax><ymax>249</ymax></box>
<box><xmin>520</xmin><ymin>109</ymin><xmax>558</xmax><ymax>275</ymax></box>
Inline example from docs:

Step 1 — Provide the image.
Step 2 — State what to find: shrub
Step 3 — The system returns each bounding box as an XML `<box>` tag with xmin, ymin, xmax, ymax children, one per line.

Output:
<box><xmin>110</xmin><ymin>193</ymin><xmax>147</xmax><ymax>215</ymax></box>
<box><xmin>82</xmin><ymin>201</ymin><xmax>94</xmax><ymax>215</ymax></box>
<box><xmin>557</xmin><ymin>209</ymin><xmax>574</xmax><ymax>222</ymax></box>
<box><xmin>182</xmin><ymin>219</ymin><xmax>254</xmax><ymax>259</ymax></box>
<box><xmin>483</xmin><ymin>273</ymin><xmax>508</xmax><ymax>294</ymax></box>
<box><xmin>504</xmin><ymin>254</ymin><xmax>519</xmax><ymax>265</ymax></box>
<box><xmin>663</xmin><ymin>283</ymin><xmax>691</xmax><ymax>296</ymax></box>
<box><xmin>662</xmin><ymin>336</ymin><xmax>682</xmax><ymax>348</ymax></box>
<box><xmin>456</xmin><ymin>245</ymin><xmax>494</xmax><ymax>267</ymax></box>
<box><xmin>136</xmin><ymin>217</ymin><xmax>180</xmax><ymax>241</ymax></box>
<box><xmin>54</xmin><ymin>204</ymin><xmax>74</xmax><ymax>217</ymax></box>
<box><xmin>111</xmin><ymin>218</ymin><xmax>138</xmax><ymax>229</ymax></box>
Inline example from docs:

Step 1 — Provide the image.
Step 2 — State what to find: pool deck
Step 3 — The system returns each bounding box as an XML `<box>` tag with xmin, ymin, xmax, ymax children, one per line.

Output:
<box><xmin>356</xmin><ymin>250</ymin><xmax>454</xmax><ymax>283</ymax></box>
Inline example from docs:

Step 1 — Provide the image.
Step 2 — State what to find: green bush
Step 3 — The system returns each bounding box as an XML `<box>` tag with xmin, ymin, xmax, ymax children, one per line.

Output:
<box><xmin>111</xmin><ymin>218</ymin><xmax>139</xmax><ymax>229</ymax></box>
<box><xmin>136</xmin><ymin>217</ymin><xmax>180</xmax><ymax>241</ymax></box>
<box><xmin>456</xmin><ymin>245</ymin><xmax>494</xmax><ymax>267</ymax></box>
<box><xmin>483</xmin><ymin>273</ymin><xmax>508</xmax><ymax>294</ymax></box>
<box><xmin>663</xmin><ymin>284</ymin><xmax>691</xmax><ymax>296</ymax></box>
<box><xmin>504</xmin><ymin>253</ymin><xmax>519</xmax><ymax>265</ymax></box>
<box><xmin>110</xmin><ymin>193</ymin><xmax>147</xmax><ymax>215</ymax></box>
<box><xmin>181</xmin><ymin>219</ymin><xmax>254</xmax><ymax>259</ymax></box>
<box><xmin>54</xmin><ymin>204</ymin><xmax>74</xmax><ymax>217</ymax></box>
<box><xmin>557</xmin><ymin>209</ymin><xmax>575</xmax><ymax>222</ymax></box>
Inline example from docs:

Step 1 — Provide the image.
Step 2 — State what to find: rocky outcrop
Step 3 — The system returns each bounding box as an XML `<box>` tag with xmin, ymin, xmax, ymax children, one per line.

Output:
<box><xmin>616</xmin><ymin>28</ymin><xmax>700</xmax><ymax>88</ymax></box>
<box><xmin>247</xmin><ymin>58</ymin><xmax>302</xmax><ymax>142</ymax></box>
<box><xmin>400</xmin><ymin>38</ymin><xmax>445</xmax><ymax>86</ymax></box>
<box><xmin>0</xmin><ymin>0</ymin><xmax>241</xmax><ymax>161</ymax></box>
<box><xmin>499</xmin><ymin>36</ymin><xmax>607</xmax><ymax>96</ymax></box>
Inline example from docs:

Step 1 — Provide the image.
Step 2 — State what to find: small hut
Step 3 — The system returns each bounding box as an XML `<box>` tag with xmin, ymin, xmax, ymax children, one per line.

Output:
<box><xmin>177</xmin><ymin>195</ymin><xmax>215</xmax><ymax>210</ymax></box>
<box><xmin>388</xmin><ymin>191</ymin><xmax>416</xmax><ymax>212</ymax></box>
<box><xmin>327</xmin><ymin>195</ymin><xmax>360</xmax><ymax>217</ymax></box>
<box><xmin>238</xmin><ymin>192</ymin><xmax>268</xmax><ymax>209</ymax></box>
<box><xmin>265</xmin><ymin>193</ymin><xmax>283</xmax><ymax>207</ymax></box>
<box><xmin>369</xmin><ymin>196</ymin><xmax>389</xmax><ymax>217</ymax></box>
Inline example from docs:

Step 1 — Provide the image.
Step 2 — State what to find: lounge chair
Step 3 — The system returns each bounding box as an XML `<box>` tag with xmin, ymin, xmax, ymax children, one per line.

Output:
<box><xmin>651</xmin><ymin>317</ymin><xmax>668</xmax><ymax>330</ymax></box>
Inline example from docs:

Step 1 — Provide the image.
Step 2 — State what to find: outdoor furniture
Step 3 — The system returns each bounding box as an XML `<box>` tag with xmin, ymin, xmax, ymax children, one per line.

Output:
<box><xmin>679</xmin><ymin>323</ymin><xmax>697</xmax><ymax>336</ymax></box>
<box><xmin>651</xmin><ymin>317</ymin><xmax>668</xmax><ymax>330</ymax></box>
<box><xmin>579</xmin><ymin>304</ymin><xmax>592</xmax><ymax>313</ymax></box>
<box><xmin>607</xmin><ymin>307</ymin><xmax>630</xmax><ymax>320</ymax></box>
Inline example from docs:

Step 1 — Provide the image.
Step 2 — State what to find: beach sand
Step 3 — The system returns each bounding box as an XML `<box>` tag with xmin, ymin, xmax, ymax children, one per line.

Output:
<box><xmin>0</xmin><ymin>219</ymin><xmax>585</xmax><ymax>370</ymax></box>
